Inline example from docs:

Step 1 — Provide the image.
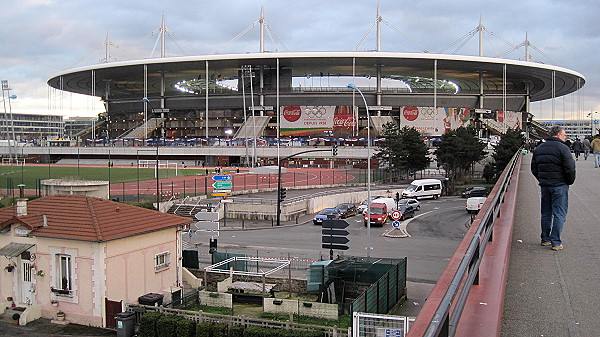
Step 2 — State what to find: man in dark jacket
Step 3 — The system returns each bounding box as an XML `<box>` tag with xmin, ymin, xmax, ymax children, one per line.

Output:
<box><xmin>531</xmin><ymin>126</ymin><xmax>576</xmax><ymax>251</ymax></box>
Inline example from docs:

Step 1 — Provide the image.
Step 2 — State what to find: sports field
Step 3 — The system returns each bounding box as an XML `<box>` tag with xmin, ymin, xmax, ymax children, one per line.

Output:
<box><xmin>0</xmin><ymin>164</ymin><xmax>212</xmax><ymax>190</ymax></box>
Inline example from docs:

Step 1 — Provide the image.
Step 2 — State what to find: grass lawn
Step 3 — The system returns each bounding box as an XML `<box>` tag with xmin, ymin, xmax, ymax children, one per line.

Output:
<box><xmin>0</xmin><ymin>164</ymin><xmax>210</xmax><ymax>189</ymax></box>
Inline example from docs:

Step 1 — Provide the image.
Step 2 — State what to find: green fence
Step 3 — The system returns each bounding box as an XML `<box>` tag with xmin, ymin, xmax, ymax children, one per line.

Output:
<box><xmin>350</xmin><ymin>257</ymin><xmax>407</xmax><ymax>314</ymax></box>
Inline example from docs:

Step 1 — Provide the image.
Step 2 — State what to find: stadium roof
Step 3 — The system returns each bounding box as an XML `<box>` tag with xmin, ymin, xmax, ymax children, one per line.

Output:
<box><xmin>48</xmin><ymin>51</ymin><xmax>585</xmax><ymax>102</ymax></box>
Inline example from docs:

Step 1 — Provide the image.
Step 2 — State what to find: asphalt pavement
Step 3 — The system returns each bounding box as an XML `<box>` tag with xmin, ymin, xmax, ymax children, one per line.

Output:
<box><xmin>501</xmin><ymin>153</ymin><xmax>600</xmax><ymax>337</ymax></box>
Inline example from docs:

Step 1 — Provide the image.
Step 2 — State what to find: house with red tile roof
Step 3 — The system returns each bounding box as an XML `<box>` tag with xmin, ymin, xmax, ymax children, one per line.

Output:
<box><xmin>0</xmin><ymin>194</ymin><xmax>192</xmax><ymax>328</ymax></box>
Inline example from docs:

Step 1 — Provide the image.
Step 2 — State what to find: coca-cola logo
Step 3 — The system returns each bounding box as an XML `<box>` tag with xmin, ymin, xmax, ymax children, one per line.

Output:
<box><xmin>403</xmin><ymin>106</ymin><xmax>419</xmax><ymax>121</ymax></box>
<box><xmin>334</xmin><ymin>116</ymin><xmax>356</xmax><ymax>128</ymax></box>
<box><xmin>282</xmin><ymin>106</ymin><xmax>302</xmax><ymax>122</ymax></box>
<box><xmin>497</xmin><ymin>110</ymin><xmax>504</xmax><ymax>122</ymax></box>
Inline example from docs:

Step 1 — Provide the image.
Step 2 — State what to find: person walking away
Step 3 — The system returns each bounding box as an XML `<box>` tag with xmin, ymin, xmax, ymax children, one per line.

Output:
<box><xmin>531</xmin><ymin>126</ymin><xmax>576</xmax><ymax>251</ymax></box>
<box><xmin>572</xmin><ymin>138</ymin><xmax>583</xmax><ymax>160</ymax></box>
<box><xmin>582</xmin><ymin>136</ymin><xmax>591</xmax><ymax>160</ymax></box>
<box><xmin>591</xmin><ymin>134</ymin><xmax>600</xmax><ymax>168</ymax></box>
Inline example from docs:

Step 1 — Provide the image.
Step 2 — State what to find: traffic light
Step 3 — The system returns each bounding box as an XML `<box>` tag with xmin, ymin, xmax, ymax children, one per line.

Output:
<box><xmin>279</xmin><ymin>187</ymin><xmax>287</xmax><ymax>201</ymax></box>
<box><xmin>209</xmin><ymin>237</ymin><xmax>217</xmax><ymax>254</ymax></box>
<box><xmin>395</xmin><ymin>192</ymin><xmax>400</xmax><ymax>202</ymax></box>
<box><xmin>332</xmin><ymin>144</ymin><xmax>338</xmax><ymax>156</ymax></box>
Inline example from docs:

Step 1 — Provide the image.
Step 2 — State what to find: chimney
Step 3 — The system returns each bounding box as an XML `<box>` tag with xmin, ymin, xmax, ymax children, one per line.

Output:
<box><xmin>16</xmin><ymin>184</ymin><xmax>27</xmax><ymax>216</ymax></box>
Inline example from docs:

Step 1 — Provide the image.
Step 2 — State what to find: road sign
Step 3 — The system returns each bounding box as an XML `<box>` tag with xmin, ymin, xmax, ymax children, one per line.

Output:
<box><xmin>195</xmin><ymin>212</ymin><xmax>220</xmax><ymax>221</ymax></box>
<box><xmin>322</xmin><ymin>220</ymin><xmax>350</xmax><ymax>229</ymax></box>
<box><xmin>322</xmin><ymin>229</ymin><xmax>350</xmax><ymax>236</ymax></box>
<box><xmin>194</xmin><ymin>221</ymin><xmax>219</xmax><ymax>231</ymax></box>
<box><xmin>211</xmin><ymin>192</ymin><xmax>231</xmax><ymax>197</ymax></box>
<box><xmin>391</xmin><ymin>211</ymin><xmax>401</xmax><ymax>220</ymax></box>
<box><xmin>212</xmin><ymin>181</ymin><xmax>233</xmax><ymax>189</ymax></box>
<box><xmin>322</xmin><ymin>236</ymin><xmax>350</xmax><ymax>244</ymax></box>
<box><xmin>322</xmin><ymin>243</ymin><xmax>350</xmax><ymax>250</ymax></box>
<box><xmin>392</xmin><ymin>220</ymin><xmax>401</xmax><ymax>228</ymax></box>
<box><xmin>212</xmin><ymin>175</ymin><xmax>232</xmax><ymax>181</ymax></box>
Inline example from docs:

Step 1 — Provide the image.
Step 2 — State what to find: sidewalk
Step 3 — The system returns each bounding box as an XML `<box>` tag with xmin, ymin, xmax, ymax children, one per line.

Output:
<box><xmin>0</xmin><ymin>308</ymin><xmax>115</xmax><ymax>336</ymax></box>
<box><xmin>501</xmin><ymin>154</ymin><xmax>600</xmax><ymax>337</ymax></box>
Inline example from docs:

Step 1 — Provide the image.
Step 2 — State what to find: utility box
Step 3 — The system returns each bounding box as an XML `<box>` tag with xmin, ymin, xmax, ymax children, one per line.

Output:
<box><xmin>138</xmin><ymin>293</ymin><xmax>164</xmax><ymax>306</ymax></box>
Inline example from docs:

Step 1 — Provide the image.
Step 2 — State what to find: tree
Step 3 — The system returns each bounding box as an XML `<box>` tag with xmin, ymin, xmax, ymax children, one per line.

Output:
<box><xmin>374</xmin><ymin>123</ymin><xmax>430</xmax><ymax>179</ymax></box>
<box><xmin>434</xmin><ymin>126</ymin><xmax>486</xmax><ymax>190</ymax></box>
<box><xmin>486</xmin><ymin>128</ymin><xmax>525</xmax><ymax>182</ymax></box>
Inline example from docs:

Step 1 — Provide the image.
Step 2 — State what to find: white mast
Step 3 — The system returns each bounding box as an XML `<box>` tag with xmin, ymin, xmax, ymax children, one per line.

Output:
<box><xmin>478</xmin><ymin>15</ymin><xmax>484</xmax><ymax>56</ymax></box>
<box><xmin>259</xmin><ymin>7</ymin><xmax>265</xmax><ymax>52</ymax></box>
<box><xmin>376</xmin><ymin>4</ymin><xmax>382</xmax><ymax>51</ymax></box>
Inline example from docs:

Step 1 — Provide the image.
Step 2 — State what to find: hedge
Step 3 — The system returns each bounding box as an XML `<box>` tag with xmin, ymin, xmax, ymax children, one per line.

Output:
<box><xmin>139</xmin><ymin>312</ymin><xmax>164</xmax><ymax>337</ymax></box>
<box><xmin>156</xmin><ymin>315</ymin><xmax>179</xmax><ymax>337</ymax></box>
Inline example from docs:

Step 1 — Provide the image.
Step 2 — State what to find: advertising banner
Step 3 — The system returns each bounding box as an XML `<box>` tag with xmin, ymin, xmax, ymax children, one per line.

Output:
<box><xmin>399</xmin><ymin>106</ymin><xmax>472</xmax><ymax>136</ymax></box>
<box><xmin>498</xmin><ymin>110</ymin><xmax>522</xmax><ymax>130</ymax></box>
<box><xmin>281</xmin><ymin>106</ymin><xmax>354</xmax><ymax>136</ymax></box>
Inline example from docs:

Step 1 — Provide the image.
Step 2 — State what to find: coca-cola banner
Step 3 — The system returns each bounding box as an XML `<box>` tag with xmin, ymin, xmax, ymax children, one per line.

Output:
<box><xmin>281</xmin><ymin>106</ymin><xmax>354</xmax><ymax>136</ymax></box>
<box><xmin>399</xmin><ymin>106</ymin><xmax>473</xmax><ymax>136</ymax></box>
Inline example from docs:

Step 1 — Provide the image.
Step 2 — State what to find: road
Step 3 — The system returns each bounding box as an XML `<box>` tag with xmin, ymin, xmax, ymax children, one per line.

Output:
<box><xmin>191</xmin><ymin>196</ymin><xmax>471</xmax><ymax>284</ymax></box>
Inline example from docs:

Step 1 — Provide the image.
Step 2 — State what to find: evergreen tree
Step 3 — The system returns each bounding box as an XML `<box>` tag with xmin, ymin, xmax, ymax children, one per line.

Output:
<box><xmin>486</xmin><ymin>128</ymin><xmax>525</xmax><ymax>182</ymax></box>
<box><xmin>374</xmin><ymin>123</ymin><xmax>430</xmax><ymax>178</ymax></box>
<box><xmin>434</xmin><ymin>126</ymin><xmax>486</xmax><ymax>190</ymax></box>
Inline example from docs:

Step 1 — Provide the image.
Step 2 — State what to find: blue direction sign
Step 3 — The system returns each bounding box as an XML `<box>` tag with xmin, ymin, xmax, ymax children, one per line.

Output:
<box><xmin>213</xmin><ymin>175</ymin><xmax>232</xmax><ymax>181</ymax></box>
<box><xmin>392</xmin><ymin>220</ymin><xmax>401</xmax><ymax>228</ymax></box>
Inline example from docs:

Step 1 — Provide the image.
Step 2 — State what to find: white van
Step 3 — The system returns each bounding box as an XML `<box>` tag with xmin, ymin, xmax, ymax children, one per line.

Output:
<box><xmin>402</xmin><ymin>179</ymin><xmax>443</xmax><ymax>200</ymax></box>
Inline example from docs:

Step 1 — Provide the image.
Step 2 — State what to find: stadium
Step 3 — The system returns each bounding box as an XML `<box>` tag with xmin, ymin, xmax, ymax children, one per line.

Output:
<box><xmin>45</xmin><ymin>11</ymin><xmax>586</xmax><ymax>167</ymax></box>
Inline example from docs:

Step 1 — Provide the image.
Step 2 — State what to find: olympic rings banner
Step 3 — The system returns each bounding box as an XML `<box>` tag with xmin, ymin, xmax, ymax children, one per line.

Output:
<box><xmin>399</xmin><ymin>106</ymin><xmax>473</xmax><ymax>136</ymax></box>
<box><xmin>280</xmin><ymin>106</ymin><xmax>356</xmax><ymax>136</ymax></box>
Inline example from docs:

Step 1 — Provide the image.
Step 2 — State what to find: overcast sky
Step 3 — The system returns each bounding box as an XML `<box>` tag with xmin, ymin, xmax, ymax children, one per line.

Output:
<box><xmin>1</xmin><ymin>0</ymin><xmax>599</xmax><ymax>121</ymax></box>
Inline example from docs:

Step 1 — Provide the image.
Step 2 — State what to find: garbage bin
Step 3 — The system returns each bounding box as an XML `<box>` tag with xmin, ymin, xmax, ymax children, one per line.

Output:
<box><xmin>138</xmin><ymin>293</ymin><xmax>164</xmax><ymax>306</ymax></box>
<box><xmin>115</xmin><ymin>311</ymin><xmax>135</xmax><ymax>337</ymax></box>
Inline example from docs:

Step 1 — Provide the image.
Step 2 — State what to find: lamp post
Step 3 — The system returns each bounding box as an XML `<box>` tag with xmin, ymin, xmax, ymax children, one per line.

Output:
<box><xmin>1</xmin><ymin>94</ymin><xmax>17</xmax><ymax>162</ymax></box>
<box><xmin>587</xmin><ymin>111</ymin><xmax>599</xmax><ymax>137</ymax></box>
<box><xmin>347</xmin><ymin>83</ymin><xmax>372</xmax><ymax>257</ymax></box>
<box><xmin>142</xmin><ymin>97</ymin><xmax>161</xmax><ymax>212</ymax></box>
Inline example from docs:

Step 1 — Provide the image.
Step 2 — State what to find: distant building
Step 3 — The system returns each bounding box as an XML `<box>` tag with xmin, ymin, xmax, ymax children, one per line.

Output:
<box><xmin>538</xmin><ymin>120</ymin><xmax>594</xmax><ymax>139</ymax></box>
<box><xmin>0</xmin><ymin>113</ymin><xmax>63</xmax><ymax>141</ymax></box>
<box><xmin>64</xmin><ymin>117</ymin><xmax>96</xmax><ymax>139</ymax></box>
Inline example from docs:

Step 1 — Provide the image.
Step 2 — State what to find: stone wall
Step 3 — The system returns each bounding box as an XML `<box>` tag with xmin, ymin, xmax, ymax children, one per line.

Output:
<box><xmin>195</xmin><ymin>270</ymin><xmax>307</xmax><ymax>294</ymax></box>
<box><xmin>263</xmin><ymin>298</ymin><xmax>338</xmax><ymax>321</ymax></box>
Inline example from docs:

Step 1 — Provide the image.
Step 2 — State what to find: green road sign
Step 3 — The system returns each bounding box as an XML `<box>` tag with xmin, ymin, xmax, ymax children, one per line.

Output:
<box><xmin>212</xmin><ymin>181</ymin><xmax>232</xmax><ymax>189</ymax></box>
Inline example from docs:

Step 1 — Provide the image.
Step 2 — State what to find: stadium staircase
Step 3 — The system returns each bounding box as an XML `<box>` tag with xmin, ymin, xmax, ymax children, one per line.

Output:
<box><xmin>118</xmin><ymin>117</ymin><xmax>166</xmax><ymax>139</ymax></box>
<box><xmin>369</xmin><ymin>116</ymin><xmax>396</xmax><ymax>135</ymax></box>
<box><xmin>480</xmin><ymin>118</ymin><xmax>506</xmax><ymax>135</ymax></box>
<box><xmin>74</xmin><ymin>120</ymin><xmax>106</xmax><ymax>139</ymax></box>
<box><xmin>167</xmin><ymin>197</ymin><xmax>219</xmax><ymax>219</ymax></box>
<box><xmin>528</xmin><ymin>120</ymin><xmax>551</xmax><ymax>139</ymax></box>
<box><xmin>233</xmin><ymin>116</ymin><xmax>270</xmax><ymax>139</ymax></box>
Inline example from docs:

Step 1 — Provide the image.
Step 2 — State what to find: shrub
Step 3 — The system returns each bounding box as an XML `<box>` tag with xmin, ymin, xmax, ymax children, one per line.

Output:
<box><xmin>196</xmin><ymin>321</ymin><xmax>213</xmax><ymax>337</ymax></box>
<box><xmin>139</xmin><ymin>312</ymin><xmax>164</xmax><ymax>337</ymax></box>
<box><xmin>228</xmin><ymin>324</ymin><xmax>246</xmax><ymax>337</ymax></box>
<box><xmin>156</xmin><ymin>314</ymin><xmax>179</xmax><ymax>337</ymax></box>
<box><xmin>243</xmin><ymin>326</ymin><xmax>284</xmax><ymax>337</ymax></box>
<box><xmin>213</xmin><ymin>323</ymin><xmax>229</xmax><ymax>337</ymax></box>
<box><xmin>176</xmin><ymin>316</ymin><xmax>196</xmax><ymax>337</ymax></box>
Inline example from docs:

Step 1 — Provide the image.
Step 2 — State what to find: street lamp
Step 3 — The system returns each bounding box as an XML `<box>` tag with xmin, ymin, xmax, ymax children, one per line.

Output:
<box><xmin>1</xmin><ymin>94</ymin><xmax>17</xmax><ymax>162</ymax></box>
<box><xmin>347</xmin><ymin>83</ymin><xmax>372</xmax><ymax>257</ymax></box>
<box><xmin>587</xmin><ymin>111</ymin><xmax>599</xmax><ymax>137</ymax></box>
<box><xmin>142</xmin><ymin>97</ymin><xmax>161</xmax><ymax>212</ymax></box>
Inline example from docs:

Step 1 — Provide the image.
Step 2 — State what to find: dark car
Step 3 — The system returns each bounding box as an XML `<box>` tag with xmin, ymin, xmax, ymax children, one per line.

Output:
<box><xmin>335</xmin><ymin>203</ymin><xmax>357</xmax><ymax>218</ymax></box>
<box><xmin>396</xmin><ymin>204</ymin><xmax>415</xmax><ymax>220</ymax></box>
<box><xmin>461</xmin><ymin>186</ymin><xmax>487</xmax><ymax>198</ymax></box>
<box><xmin>313</xmin><ymin>208</ymin><xmax>342</xmax><ymax>225</ymax></box>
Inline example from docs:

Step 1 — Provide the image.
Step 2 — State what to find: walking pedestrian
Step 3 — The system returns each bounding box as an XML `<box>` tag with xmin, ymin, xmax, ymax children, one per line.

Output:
<box><xmin>572</xmin><ymin>138</ymin><xmax>583</xmax><ymax>160</ymax></box>
<box><xmin>582</xmin><ymin>136</ymin><xmax>591</xmax><ymax>160</ymax></box>
<box><xmin>531</xmin><ymin>126</ymin><xmax>576</xmax><ymax>251</ymax></box>
<box><xmin>591</xmin><ymin>134</ymin><xmax>600</xmax><ymax>168</ymax></box>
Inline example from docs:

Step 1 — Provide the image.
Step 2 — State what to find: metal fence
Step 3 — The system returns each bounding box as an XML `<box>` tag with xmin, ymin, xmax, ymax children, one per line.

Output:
<box><xmin>350</xmin><ymin>258</ymin><xmax>407</xmax><ymax>315</ymax></box>
<box><xmin>352</xmin><ymin>312</ymin><xmax>415</xmax><ymax>337</ymax></box>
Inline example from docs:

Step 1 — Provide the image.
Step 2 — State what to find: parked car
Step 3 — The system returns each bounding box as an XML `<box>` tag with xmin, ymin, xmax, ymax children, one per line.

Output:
<box><xmin>395</xmin><ymin>204</ymin><xmax>416</xmax><ymax>220</ymax></box>
<box><xmin>461</xmin><ymin>186</ymin><xmax>488</xmax><ymax>198</ymax></box>
<box><xmin>357</xmin><ymin>196</ymin><xmax>386</xmax><ymax>214</ymax></box>
<box><xmin>364</xmin><ymin>203</ymin><xmax>388</xmax><ymax>226</ymax></box>
<box><xmin>313</xmin><ymin>208</ymin><xmax>342</xmax><ymax>225</ymax></box>
<box><xmin>396</xmin><ymin>198</ymin><xmax>420</xmax><ymax>211</ymax></box>
<box><xmin>335</xmin><ymin>203</ymin><xmax>357</xmax><ymax>218</ymax></box>
<box><xmin>466</xmin><ymin>197</ymin><xmax>487</xmax><ymax>213</ymax></box>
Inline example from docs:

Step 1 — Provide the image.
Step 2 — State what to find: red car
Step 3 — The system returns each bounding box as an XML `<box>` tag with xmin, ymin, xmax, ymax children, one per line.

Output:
<box><xmin>363</xmin><ymin>203</ymin><xmax>388</xmax><ymax>227</ymax></box>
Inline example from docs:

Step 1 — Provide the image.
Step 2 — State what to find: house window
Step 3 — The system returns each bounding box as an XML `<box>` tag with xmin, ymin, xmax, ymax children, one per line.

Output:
<box><xmin>56</xmin><ymin>254</ymin><xmax>72</xmax><ymax>293</ymax></box>
<box><xmin>155</xmin><ymin>252</ymin><xmax>171</xmax><ymax>271</ymax></box>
